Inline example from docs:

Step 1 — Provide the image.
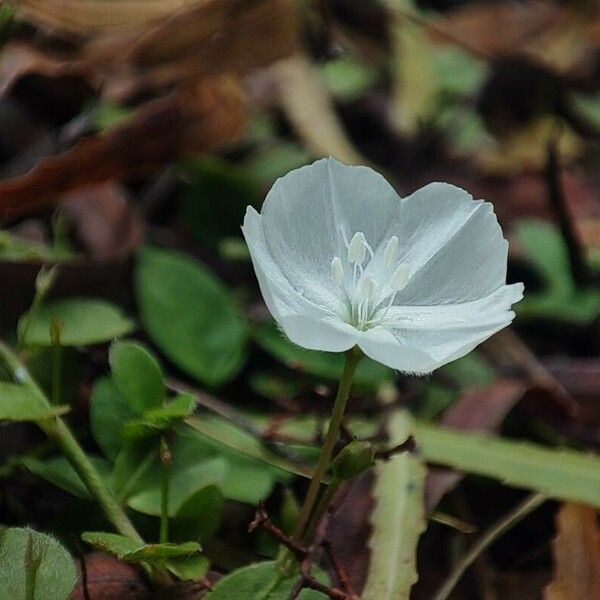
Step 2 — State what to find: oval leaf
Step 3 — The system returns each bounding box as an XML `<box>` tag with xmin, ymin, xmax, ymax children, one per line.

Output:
<box><xmin>135</xmin><ymin>247</ymin><xmax>247</xmax><ymax>387</ymax></box>
<box><xmin>0</xmin><ymin>382</ymin><xmax>68</xmax><ymax>422</ymax></box>
<box><xmin>22</xmin><ymin>298</ymin><xmax>134</xmax><ymax>346</ymax></box>
<box><xmin>0</xmin><ymin>528</ymin><xmax>76</xmax><ymax>600</ymax></box>
<box><xmin>109</xmin><ymin>340</ymin><xmax>165</xmax><ymax>414</ymax></box>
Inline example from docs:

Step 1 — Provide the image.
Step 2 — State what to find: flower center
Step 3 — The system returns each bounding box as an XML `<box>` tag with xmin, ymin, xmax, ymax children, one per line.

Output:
<box><xmin>330</xmin><ymin>231</ymin><xmax>410</xmax><ymax>330</ymax></box>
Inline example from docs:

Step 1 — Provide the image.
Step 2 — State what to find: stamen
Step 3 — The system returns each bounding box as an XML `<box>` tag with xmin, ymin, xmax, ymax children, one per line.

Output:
<box><xmin>391</xmin><ymin>263</ymin><xmax>410</xmax><ymax>291</ymax></box>
<box><xmin>383</xmin><ymin>236</ymin><xmax>399</xmax><ymax>267</ymax></box>
<box><xmin>331</xmin><ymin>257</ymin><xmax>344</xmax><ymax>286</ymax></box>
<box><xmin>359</xmin><ymin>274</ymin><xmax>376</xmax><ymax>300</ymax></box>
<box><xmin>348</xmin><ymin>232</ymin><xmax>367</xmax><ymax>265</ymax></box>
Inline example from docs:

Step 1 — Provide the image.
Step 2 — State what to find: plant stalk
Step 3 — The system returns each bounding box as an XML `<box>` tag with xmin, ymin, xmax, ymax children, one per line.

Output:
<box><xmin>291</xmin><ymin>347</ymin><xmax>362</xmax><ymax>542</ymax></box>
<box><xmin>159</xmin><ymin>436</ymin><xmax>171</xmax><ymax>544</ymax></box>
<box><xmin>0</xmin><ymin>340</ymin><xmax>143</xmax><ymax>543</ymax></box>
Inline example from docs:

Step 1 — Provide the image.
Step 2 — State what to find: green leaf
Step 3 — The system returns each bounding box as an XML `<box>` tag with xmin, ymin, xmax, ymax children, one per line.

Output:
<box><xmin>20</xmin><ymin>456</ymin><xmax>112</xmax><ymax>500</ymax></box>
<box><xmin>122</xmin><ymin>394</ymin><xmax>196</xmax><ymax>440</ymax></box>
<box><xmin>167</xmin><ymin>424</ymin><xmax>287</xmax><ymax>505</ymax></box>
<box><xmin>569</xmin><ymin>91</ymin><xmax>600</xmax><ymax>130</ymax></box>
<box><xmin>362</xmin><ymin>411</ymin><xmax>426</xmax><ymax>600</ymax></box>
<box><xmin>111</xmin><ymin>441</ymin><xmax>156</xmax><ymax>501</ymax></box>
<box><xmin>0</xmin><ymin>527</ymin><xmax>77</xmax><ymax>600</ymax></box>
<box><xmin>206</xmin><ymin>561</ymin><xmax>327</xmax><ymax>599</ymax></box>
<box><xmin>185</xmin><ymin>416</ymin><xmax>315</xmax><ymax>483</ymax></box>
<box><xmin>417</xmin><ymin>423</ymin><xmax>600</xmax><ymax>508</ymax></box>
<box><xmin>321</xmin><ymin>57</ymin><xmax>378</xmax><ymax>100</ymax></box>
<box><xmin>90</xmin><ymin>376</ymin><xmax>137</xmax><ymax>460</ymax></box>
<box><xmin>515</xmin><ymin>220</ymin><xmax>600</xmax><ymax>324</ymax></box>
<box><xmin>170</xmin><ymin>485</ymin><xmax>224</xmax><ymax>543</ymax></box>
<box><xmin>179</xmin><ymin>157</ymin><xmax>259</xmax><ymax>248</ymax></box>
<box><xmin>136</xmin><ymin>247</ymin><xmax>247</xmax><ymax>387</ymax></box>
<box><xmin>127</xmin><ymin>457</ymin><xmax>227</xmax><ymax>517</ymax></box>
<box><xmin>21</xmin><ymin>298</ymin><xmax>135</xmax><ymax>346</ymax></box>
<box><xmin>82</xmin><ymin>532</ymin><xmax>199</xmax><ymax>562</ymax></box>
<box><xmin>253</xmin><ymin>320</ymin><xmax>392</xmax><ymax>389</ymax></box>
<box><xmin>81</xmin><ymin>531</ymin><xmax>139</xmax><ymax>557</ymax></box>
<box><xmin>0</xmin><ymin>382</ymin><xmax>68</xmax><ymax>421</ymax></box>
<box><xmin>166</xmin><ymin>554</ymin><xmax>210</xmax><ymax>581</ymax></box>
<box><xmin>123</xmin><ymin>541</ymin><xmax>200</xmax><ymax>562</ymax></box>
<box><xmin>109</xmin><ymin>341</ymin><xmax>165</xmax><ymax>414</ymax></box>
<box><xmin>432</xmin><ymin>46</ymin><xmax>488</xmax><ymax>98</ymax></box>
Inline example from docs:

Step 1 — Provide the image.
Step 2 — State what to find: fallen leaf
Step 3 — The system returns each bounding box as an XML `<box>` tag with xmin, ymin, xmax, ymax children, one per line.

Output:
<box><xmin>384</xmin><ymin>0</ymin><xmax>438</xmax><ymax>135</ymax></box>
<box><xmin>60</xmin><ymin>183</ymin><xmax>144</xmax><ymax>260</ymax></box>
<box><xmin>545</xmin><ymin>503</ymin><xmax>600</xmax><ymax>600</ymax></box>
<box><xmin>0</xmin><ymin>78</ymin><xmax>245</xmax><ymax>218</ymax></box>
<box><xmin>10</xmin><ymin>0</ymin><xmax>299</xmax><ymax>102</ymax></box>
<box><xmin>0</xmin><ymin>42</ymin><xmax>93</xmax><ymax>97</ymax></box>
<box><xmin>275</xmin><ymin>53</ymin><xmax>365</xmax><ymax>164</ymax></box>
<box><xmin>69</xmin><ymin>552</ymin><xmax>149</xmax><ymax>600</ymax></box>
<box><xmin>86</xmin><ymin>0</ymin><xmax>300</xmax><ymax>99</ymax></box>
<box><xmin>431</xmin><ymin>1</ymin><xmax>600</xmax><ymax>75</ymax></box>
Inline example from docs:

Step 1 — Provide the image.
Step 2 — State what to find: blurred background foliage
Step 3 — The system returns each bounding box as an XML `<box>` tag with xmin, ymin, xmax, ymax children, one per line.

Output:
<box><xmin>0</xmin><ymin>0</ymin><xmax>600</xmax><ymax>598</ymax></box>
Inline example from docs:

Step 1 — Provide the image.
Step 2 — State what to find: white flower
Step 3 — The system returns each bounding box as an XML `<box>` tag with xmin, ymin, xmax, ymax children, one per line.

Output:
<box><xmin>242</xmin><ymin>158</ymin><xmax>523</xmax><ymax>374</ymax></box>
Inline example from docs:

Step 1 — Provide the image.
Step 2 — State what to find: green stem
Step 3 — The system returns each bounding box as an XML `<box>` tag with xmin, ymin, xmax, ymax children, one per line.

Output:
<box><xmin>433</xmin><ymin>493</ymin><xmax>546</xmax><ymax>600</ymax></box>
<box><xmin>291</xmin><ymin>347</ymin><xmax>361</xmax><ymax>542</ymax></box>
<box><xmin>301</xmin><ymin>478</ymin><xmax>341</xmax><ymax>544</ymax></box>
<box><xmin>159</xmin><ymin>436</ymin><xmax>171</xmax><ymax>544</ymax></box>
<box><xmin>50</xmin><ymin>323</ymin><xmax>62</xmax><ymax>407</ymax></box>
<box><xmin>43</xmin><ymin>419</ymin><xmax>142</xmax><ymax>542</ymax></box>
<box><xmin>0</xmin><ymin>340</ymin><xmax>143</xmax><ymax>543</ymax></box>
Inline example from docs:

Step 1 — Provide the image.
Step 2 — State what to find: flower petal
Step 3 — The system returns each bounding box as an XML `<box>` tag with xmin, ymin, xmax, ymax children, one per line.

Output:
<box><xmin>242</xmin><ymin>207</ymin><xmax>356</xmax><ymax>352</ymax></box>
<box><xmin>242</xmin><ymin>207</ymin><xmax>335</xmax><ymax>319</ymax></box>
<box><xmin>377</xmin><ymin>183</ymin><xmax>510</xmax><ymax>306</ymax></box>
<box><xmin>357</xmin><ymin>326</ymin><xmax>437</xmax><ymax>373</ymax></box>
<box><xmin>374</xmin><ymin>284</ymin><xmax>524</xmax><ymax>372</ymax></box>
<box><xmin>278</xmin><ymin>314</ymin><xmax>358</xmax><ymax>352</ymax></box>
<box><xmin>260</xmin><ymin>158</ymin><xmax>401</xmax><ymax>306</ymax></box>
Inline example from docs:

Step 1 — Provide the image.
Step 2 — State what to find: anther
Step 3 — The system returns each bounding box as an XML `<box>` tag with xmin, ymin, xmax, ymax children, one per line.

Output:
<box><xmin>331</xmin><ymin>256</ymin><xmax>344</xmax><ymax>286</ymax></box>
<box><xmin>348</xmin><ymin>232</ymin><xmax>367</xmax><ymax>265</ymax></box>
<box><xmin>391</xmin><ymin>263</ymin><xmax>410</xmax><ymax>291</ymax></box>
<box><xmin>383</xmin><ymin>236</ymin><xmax>399</xmax><ymax>267</ymax></box>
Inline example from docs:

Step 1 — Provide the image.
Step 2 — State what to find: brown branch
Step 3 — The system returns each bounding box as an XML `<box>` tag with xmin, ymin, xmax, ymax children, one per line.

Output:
<box><xmin>248</xmin><ymin>503</ymin><xmax>307</xmax><ymax>561</ymax></box>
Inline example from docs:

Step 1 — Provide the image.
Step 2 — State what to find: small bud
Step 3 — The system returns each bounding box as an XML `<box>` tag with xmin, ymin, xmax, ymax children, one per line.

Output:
<box><xmin>332</xmin><ymin>440</ymin><xmax>375</xmax><ymax>481</ymax></box>
<box><xmin>35</xmin><ymin>265</ymin><xmax>59</xmax><ymax>297</ymax></box>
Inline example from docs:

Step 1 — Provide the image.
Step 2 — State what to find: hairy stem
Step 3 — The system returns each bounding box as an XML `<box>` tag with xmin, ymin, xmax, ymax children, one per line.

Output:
<box><xmin>0</xmin><ymin>340</ymin><xmax>142</xmax><ymax>542</ymax></box>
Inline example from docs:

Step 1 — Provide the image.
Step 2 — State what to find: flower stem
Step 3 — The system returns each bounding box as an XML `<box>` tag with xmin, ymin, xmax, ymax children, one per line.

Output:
<box><xmin>159</xmin><ymin>436</ymin><xmax>171</xmax><ymax>544</ymax></box>
<box><xmin>44</xmin><ymin>418</ymin><xmax>143</xmax><ymax>542</ymax></box>
<box><xmin>301</xmin><ymin>478</ymin><xmax>341</xmax><ymax>544</ymax></box>
<box><xmin>0</xmin><ymin>340</ymin><xmax>143</xmax><ymax>543</ymax></box>
<box><xmin>291</xmin><ymin>347</ymin><xmax>362</xmax><ymax>542</ymax></box>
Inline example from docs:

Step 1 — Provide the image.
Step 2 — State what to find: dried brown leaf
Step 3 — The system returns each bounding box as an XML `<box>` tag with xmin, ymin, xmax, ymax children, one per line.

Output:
<box><xmin>60</xmin><ymin>183</ymin><xmax>144</xmax><ymax>260</ymax></box>
<box><xmin>16</xmin><ymin>0</ymin><xmax>202</xmax><ymax>34</ymax></box>
<box><xmin>545</xmin><ymin>503</ymin><xmax>600</xmax><ymax>600</ymax></box>
<box><xmin>0</xmin><ymin>78</ymin><xmax>245</xmax><ymax>218</ymax></box>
